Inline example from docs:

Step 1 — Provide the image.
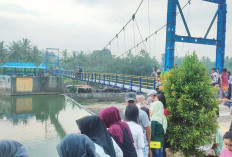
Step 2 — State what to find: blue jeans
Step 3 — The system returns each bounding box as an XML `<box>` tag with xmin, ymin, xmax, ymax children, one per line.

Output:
<box><xmin>151</xmin><ymin>148</ymin><xmax>163</xmax><ymax>157</ymax></box>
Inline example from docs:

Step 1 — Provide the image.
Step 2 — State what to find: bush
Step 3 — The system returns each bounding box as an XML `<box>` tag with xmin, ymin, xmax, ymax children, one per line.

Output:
<box><xmin>161</xmin><ymin>53</ymin><xmax>218</xmax><ymax>156</ymax></box>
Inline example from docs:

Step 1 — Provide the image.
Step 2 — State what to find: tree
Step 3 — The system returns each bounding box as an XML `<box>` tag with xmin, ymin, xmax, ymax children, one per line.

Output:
<box><xmin>161</xmin><ymin>53</ymin><xmax>218</xmax><ymax>156</ymax></box>
<box><xmin>19</xmin><ymin>38</ymin><xmax>32</xmax><ymax>62</ymax></box>
<box><xmin>31</xmin><ymin>46</ymin><xmax>43</xmax><ymax>65</ymax></box>
<box><xmin>8</xmin><ymin>41</ymin><xmax>22</xmax><ymax>61</ymax></box>
<box><xmin>0</xmin><ymin>41</ymin><xmax>8</xmax><ymax>65</ymax></box>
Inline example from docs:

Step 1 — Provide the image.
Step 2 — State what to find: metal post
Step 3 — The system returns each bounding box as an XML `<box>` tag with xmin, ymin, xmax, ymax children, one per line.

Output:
<box><xmin>102</xmin><ymin>74</ymin><xmax>105</xmax><ymax>85</ymax></box>
<box><xmin>153</xmin><ymin>79</ymin><xmax>156</xmax><ymax>90</ymax></box>
<box><xmin>87</xmin><ymin>73</ymin><xmax>89</xmax><ymax>82</ymax></box>
<box><xmin>98</xmin><ymin>74</ymin><xmax>101</xmax><ymax>84</ymax></box>
<box><xmin>108</xmin><ymin>75</ymin><xmax>111</xmax><ymax>86</ymax></box>
<box><xmin>138</xmin><ymin>77</ymin><xmax>142</xmax><ymax>93</ymax></box>
<box><xmin>216</xmin><ymin>0</ymin><xmax>227</xmax><ymax>72</ymax></box>
<box><xmin>94</xmin><ymin>73</ymin><xmax>96</xmax><ymax>83</ymax></box>
<box><xmin>165</xmin><ymin>0</ymin><xmax>177</xmax><ymax>71</ymax></box>
<box><xmin>85</xmin><ymin>73</ymin><xmax>86</xmax><ymax>81</ymax></box>
<box><xmin>114</xmin><ymin>75</ymin><xmax>118</xmax><ymax>87</ymax></box>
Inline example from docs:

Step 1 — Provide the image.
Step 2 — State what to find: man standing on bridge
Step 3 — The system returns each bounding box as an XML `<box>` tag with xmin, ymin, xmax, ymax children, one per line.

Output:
<box><xmin>150</xmin><ymin>66</ymin><xmax>161</xmax><ymax>81</ymax></box>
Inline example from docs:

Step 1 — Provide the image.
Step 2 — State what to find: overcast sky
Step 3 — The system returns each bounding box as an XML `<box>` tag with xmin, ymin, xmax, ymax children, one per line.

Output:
<box><xmin>0</xmin><ymin>0</ymin><xmax>231</xmax><ymax>62</ymax></box>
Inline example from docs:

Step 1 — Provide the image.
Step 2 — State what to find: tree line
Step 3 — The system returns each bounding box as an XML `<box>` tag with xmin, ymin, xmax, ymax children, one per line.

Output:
<box><xmin>1</xmin><ymin>38</ymin><xmax>232</xmax><ymax>76</ymax></box>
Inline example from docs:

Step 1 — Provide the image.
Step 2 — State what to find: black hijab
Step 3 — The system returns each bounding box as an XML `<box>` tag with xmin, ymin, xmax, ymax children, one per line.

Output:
<box><xmin>56</xmin><ymin>133</ymin><xmax>98</xmax><ymax>157</ymax></box>
<box><xmin>76</xmin><ymin>115</ymin><xmax>116</xmax><ymax>157</ymax></box>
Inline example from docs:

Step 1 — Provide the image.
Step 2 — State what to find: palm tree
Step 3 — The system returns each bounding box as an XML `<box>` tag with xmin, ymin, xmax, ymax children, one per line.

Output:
<box><xmin>0</xmin><ymin>41</ymin><xmax>8</xmax><ymax>65</ymax></box>
<box><xmin>8</xmin><ymin>41</ymin><xmax>22</xmax><ymax>61</ymax></box>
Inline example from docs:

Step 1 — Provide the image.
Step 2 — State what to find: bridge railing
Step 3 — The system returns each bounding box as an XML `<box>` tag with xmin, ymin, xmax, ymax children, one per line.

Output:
<box><xmin>54</xmin><ymin>70</ymin><xmax>156</xmax><ymax>93</ymax></box>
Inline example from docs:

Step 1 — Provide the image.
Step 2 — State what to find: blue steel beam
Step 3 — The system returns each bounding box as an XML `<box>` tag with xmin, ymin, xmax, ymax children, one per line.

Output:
<box><xmin>203</xmin><ymin>0</ymin><xmax>220</xmax><ymax>4</ymax></box>
<box><xmin>204</xmin><ymin>9</ymin><xmax>219</xmax><ymax>38</ymax></box>
<box><xmin>175</xmin><ymin>35</ymin><xmax>217</xmax><ymax>45</ymax></box>
<box><xmin>176</xmin><ymin>0</ymin><xmax>191</xmax><ymax>37</ymax></box>
<box><xmin>165</xmin><ymin>0</ymin><xmax>177</xmax><ymax>71</ymax></box>
<box><xmin>216</xmin><ymin>0</ymin><xmax>226</xmax><ymax>72</ymax></box>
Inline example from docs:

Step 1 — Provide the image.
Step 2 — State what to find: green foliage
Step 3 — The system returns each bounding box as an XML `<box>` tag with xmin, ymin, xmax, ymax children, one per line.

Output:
<box><xmin>162</xmin><ymin>53</ymin><xmax>218</xmax><ymax>157</ymax></box>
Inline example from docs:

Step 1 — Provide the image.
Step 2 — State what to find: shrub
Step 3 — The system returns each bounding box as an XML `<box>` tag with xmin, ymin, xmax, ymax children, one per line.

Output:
<box><xmin>161</xmin><ymin>53</ymin><xmax>218</xmax><ymax>156</ymax></box>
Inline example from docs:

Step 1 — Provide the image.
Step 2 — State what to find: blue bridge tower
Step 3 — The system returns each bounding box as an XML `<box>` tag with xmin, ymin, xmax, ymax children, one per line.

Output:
<box><xmin>165</xmin><ymin>0</ymin><xmax>227</xmax><ymax>72</ymax></box>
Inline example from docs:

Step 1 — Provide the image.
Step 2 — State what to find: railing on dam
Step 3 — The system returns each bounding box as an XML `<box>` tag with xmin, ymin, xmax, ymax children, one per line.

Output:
<box><xmin>53</xmin><ymin>70</ymin><xmax>156</xmax><ymax>93</ymax></box>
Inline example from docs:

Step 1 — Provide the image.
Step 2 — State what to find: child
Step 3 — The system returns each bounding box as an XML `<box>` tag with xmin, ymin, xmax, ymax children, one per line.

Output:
<box><xmin>220</xmin><ymin>131</ymin><xmax>232</xmax><ymax>157</ymax></box>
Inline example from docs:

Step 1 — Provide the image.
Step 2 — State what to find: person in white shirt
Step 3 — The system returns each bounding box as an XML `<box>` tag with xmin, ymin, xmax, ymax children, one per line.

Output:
<box><xmin>125</xmin><ymin>104</ymin><xmax>145</xmax><ymax>157</ymax></box>
<box><xmin>211</xmin><ymin>68</ymin><xmax>219</xmax><ymax>86</ymax></box>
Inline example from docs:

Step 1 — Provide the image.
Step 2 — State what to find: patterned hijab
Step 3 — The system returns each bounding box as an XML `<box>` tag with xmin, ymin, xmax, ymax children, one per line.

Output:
<box><xmin>99</xmin><ymin>106</ymin><xmax>134</xmax><ymax>145</ymax></box>
<box><xmin>76</xmin><ymin>115</ymin><xmax>116</xmax><ymax>157</ymax></box>
<box><xmin>150</xmin><ymin>101</ymin><xmax>167</xmax><ymax>133</ymax></box>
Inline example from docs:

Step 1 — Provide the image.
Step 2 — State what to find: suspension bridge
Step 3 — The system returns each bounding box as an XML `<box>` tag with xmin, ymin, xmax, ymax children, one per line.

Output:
<box><xmin>49</xmin><ymin>0</ymin><xmax>228</xmax><ymax>90</ymax></box>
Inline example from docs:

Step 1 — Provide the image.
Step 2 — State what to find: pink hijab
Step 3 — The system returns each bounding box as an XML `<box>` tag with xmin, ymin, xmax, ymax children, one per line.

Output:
<box><xmin>99</xmin><ymin>107</ymin><xmax>134</xmax><ymax>145</ymax></box>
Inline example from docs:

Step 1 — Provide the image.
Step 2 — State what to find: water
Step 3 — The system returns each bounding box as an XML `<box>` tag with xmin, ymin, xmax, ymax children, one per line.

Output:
<box><xmin>0</xmin><ymin>95</ymin><xmax>91</xmax><ymax>157</ymax></box>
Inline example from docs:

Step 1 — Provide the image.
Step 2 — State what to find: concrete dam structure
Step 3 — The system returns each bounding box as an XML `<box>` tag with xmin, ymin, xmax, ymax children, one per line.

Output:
<box><xmin>0</xmin><ymin>75</ymin><xmax>64</xmax><ymax>95</ymax></box>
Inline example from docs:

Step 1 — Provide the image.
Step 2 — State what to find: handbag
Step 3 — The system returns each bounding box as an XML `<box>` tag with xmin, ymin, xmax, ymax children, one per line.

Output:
<box><xmin>150</xmin><ymin>141</ymin><xmax>161</xmax><ymax>149</ymax></box>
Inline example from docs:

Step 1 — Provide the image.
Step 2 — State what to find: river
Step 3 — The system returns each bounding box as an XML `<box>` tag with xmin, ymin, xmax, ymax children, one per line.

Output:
<box><xmin>0</xmin><ymin>95</ymin><xmax>91</xmax><ymax>157</ymax></box>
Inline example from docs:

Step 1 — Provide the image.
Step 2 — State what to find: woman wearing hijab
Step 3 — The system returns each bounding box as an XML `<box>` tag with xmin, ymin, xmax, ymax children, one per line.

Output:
<box><xmin>150</xmin><ymin>101</ymin><xmax>167</xmax><ymax>157</ymax></box>
<box><xmin>0</xmin><ymin>139</ymin><xmax>28</xmax><ymax>157</ymax></box>
<box><xmin>56</xmin><ymin>133</ymin><xmax>98</xmax><ymax>157</ymax></box>
<box><xmin>154</xmin><ymin>93</ymin><xmax>169</xmax><ymax>117</ymax></box>
<box><xmin>76</xmin><ymin>115</ymin><xmax>117</xmax><ymax>157</ymax></box>
<box><xmin>99</xmin><ymin>106</ymin><xmax>137</xmax><ymax>157</ymax></box>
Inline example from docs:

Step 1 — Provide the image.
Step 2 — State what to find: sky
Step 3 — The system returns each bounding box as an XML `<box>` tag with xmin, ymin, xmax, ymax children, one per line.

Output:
<box><xmin>0</xmin><ymin>0</ymin><xmax>231</xmax><ymax>62</ymax></box>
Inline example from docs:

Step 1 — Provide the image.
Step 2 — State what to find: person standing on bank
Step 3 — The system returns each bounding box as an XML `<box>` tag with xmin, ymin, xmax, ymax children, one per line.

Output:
<box><xmin>76</xmin><ymin>115</ymin><xmax>117</xmax><ymax>157</ymax></box>
<box><xmin>125</xmin><ymin>104</ymin><xmax>145</xmax><ymax>157</ymax></box>
<box><xmin>150</xmin><ymin>101</ymin><xmax>167</xmax><ymax>157</ymax></box>
<box><xmin>123</xmin><ymin>92</ymin><xmax>151</xmax><ymax>157</ymax></box>
<box><xmin>99</xmin><ymin>106</ymin><xmax>136</xmax><ymax>157</ymax></box>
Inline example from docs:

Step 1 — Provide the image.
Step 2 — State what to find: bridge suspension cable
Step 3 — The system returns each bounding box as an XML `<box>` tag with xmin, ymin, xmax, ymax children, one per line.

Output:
<box><xmin>103</xmin><ymin>0</ymin><xmax>144</xmax><ymax>50</ymax></box>
<box><xmin>118</xmin><ymin>0</ymin><xmax>192</xmax><ymax>58</ymax></box>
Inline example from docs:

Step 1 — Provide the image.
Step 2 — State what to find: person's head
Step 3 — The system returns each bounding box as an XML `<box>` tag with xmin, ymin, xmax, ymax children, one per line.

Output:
<box><xmin>78</xmin><ymin>65</ymin><xmax>81</xmax><ymax>67</ymax></box>
<box><xmin>125</xmin><ymin>104</ymin><xmax>139</xmax><ymax>123</ymax></box>
<box><xmin>0</xmin><ymin>139</ymin><xmax>28</xmax><ymax>157</ymax></box>
<box><xmin>223</xmin><ymin>131</ymin><xmax>232</xmax><ymax>152</ymax></box>
<box><xmin>147</xmin><ymin>97</ymin><xmax>154</xmax><ymax>106</ymax></box>
<box><xmin>76</xmin><ymin>115</ymin><xmax>104</xmax><ymax>137</ymax></box>
<box><xmin>150</xmin><ymin>101</ymin><xmax>164</xmax><ymax>117</ymax></box>
<box><xmin>153</xmin><ymin>66</ymin><xmax>157</xmax><ymax>71</ymax></box>
<box><xmin>155</xmin><ymin>93</ymin><xmax>167</xmax><ymax>108</ymax></box>
<box><xmin>136</xmin><ymin>95</ymin><xmax>145</xmax><ymax>104</ymax></box>
<box><xmin>222</xmin><ymin>68</ymin><xmax>227</xmax><ymax>73</ymax></box>
<box><xmin>76</xmin><ymin>115</ymin><xmax>116</xmax><ymax>157</ymax></box>
<box><xmin>125</xmin><ymin>92</ymin><xmax>137</xmax><ymax>105</ymax></box>
<box><xmin>211</xmin><ymin>68</ymin><xmax>216</xmax><ymax>73</ymax></box>
<box><xmin>217</xmin><ymin>68</ymin><xmax>219</xmax><ymax>73</ymax></box>
<box><xmin>147</xmin><ymin>90</ymin><xmax>157</xmax><ymax>99</ymax></box>
<box><xmin>56</xmin><ymin>134</ymin><xmax>97</xmax><ymax>157</ymax></box>
<box><xmin>98</xmin><ymin>107</ymin><xmax>121</xmax><ymax>128</ymax></box>
<box><xmin>141</xmin><ymin>107</ymin><xmax>150</xmax><ymax>121</ymax></box>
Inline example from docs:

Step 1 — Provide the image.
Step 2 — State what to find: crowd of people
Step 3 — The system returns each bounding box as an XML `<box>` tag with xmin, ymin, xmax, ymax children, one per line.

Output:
<box><xmin>1</xmin><ymin>90</ymin><xmax>232</xmax><ymax>157</ymax></box>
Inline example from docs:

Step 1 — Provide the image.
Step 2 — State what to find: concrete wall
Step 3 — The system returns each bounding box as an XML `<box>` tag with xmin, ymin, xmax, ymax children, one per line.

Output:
<box><xmin>0</xmin><ymin>75</ymin><xmax>64</xmax><ymax>95</ymax></box>
<box><xmin>0</xmin><ymin>75</ymin><xmax>12</xmax><ymax>95</ymax></box>
<box><xmin>67</xmin><ymin>93</ymin><xmax>125</xmax><ymax>102</ymax></box>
